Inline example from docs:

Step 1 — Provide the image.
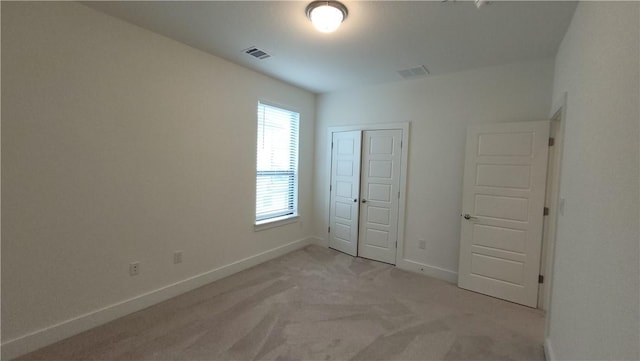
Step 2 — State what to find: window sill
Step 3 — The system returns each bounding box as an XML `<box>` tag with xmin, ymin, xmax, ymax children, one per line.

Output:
<box><xmin>254</xmin><ymin>214</ymin><xmax>299</xmax><ymax>232</ymax></box>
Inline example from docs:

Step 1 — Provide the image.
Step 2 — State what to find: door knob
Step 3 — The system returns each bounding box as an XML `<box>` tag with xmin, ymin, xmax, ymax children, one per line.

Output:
<box><xmin>353</xmin><ymin>198</ymin><xmax>358</xmax><ymax>203</ymax></box>
<box><xmin>361</xmin><ymin>199</ymin><xmax>367</xmax><ymax>203</ymax></box>
<box><xmin>462</xmin><ymin>213</ymin><xmax>478</xmax><ymax>220</ymax></box>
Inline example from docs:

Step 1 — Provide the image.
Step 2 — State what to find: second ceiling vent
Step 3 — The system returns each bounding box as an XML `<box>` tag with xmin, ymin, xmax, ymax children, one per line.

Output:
<box><xmin>243</xmin><ymin>46</ymin><xmax>271</xmax><ymax>60</ymax></box>
<box><xmin>397</xmin><ymin>65</ymin><xmax>430</xmax><ymax>80</ymax></box>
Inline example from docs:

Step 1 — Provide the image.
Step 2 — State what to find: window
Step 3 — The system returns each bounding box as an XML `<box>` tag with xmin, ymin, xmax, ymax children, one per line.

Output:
<box><xmin>255</xmin><ymin>102</ymin><xmax>299</xmax><ymax>225</ymax></box>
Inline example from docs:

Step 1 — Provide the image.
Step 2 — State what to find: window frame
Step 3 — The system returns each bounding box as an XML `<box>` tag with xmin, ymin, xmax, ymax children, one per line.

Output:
<box><xmin>254</xmin><ymin>100</ymin><xmax>300</xmax><ymax>231</ymax></box>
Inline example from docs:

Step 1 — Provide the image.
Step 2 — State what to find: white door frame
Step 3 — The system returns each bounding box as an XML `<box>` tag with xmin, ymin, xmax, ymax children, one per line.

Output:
<box><xmin>538</xmin><ymin>96</ymin><xmax>566</xmax><ymax>311</ymax></box>
<box><xmin>544</xmin><ymin>92</ymin><xmax>568</xmax><ymax>333</ymax></box>
<box><xmin>326</xmin><ymin>122</ymin><xmax>410</xmax><ymax>265</ymax></box>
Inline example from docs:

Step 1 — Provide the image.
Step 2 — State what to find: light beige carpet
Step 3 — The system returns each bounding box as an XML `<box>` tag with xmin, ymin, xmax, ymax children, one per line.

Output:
<box><xmin>16</xmin><ymin>245</ymin><xmax>545</xmax><ymax>360</ymax></box>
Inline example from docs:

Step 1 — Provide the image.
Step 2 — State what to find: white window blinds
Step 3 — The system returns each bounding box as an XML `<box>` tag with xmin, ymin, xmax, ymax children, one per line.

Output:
<box><xmin>256</xmin><ymin>102</ymin><xmax>299</xmax><ymax>223</ymax></box>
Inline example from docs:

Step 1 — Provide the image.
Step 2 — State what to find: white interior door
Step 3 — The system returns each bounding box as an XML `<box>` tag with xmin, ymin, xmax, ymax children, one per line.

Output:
<box><xmin>458</xmin><ymin>121</ymin><xmax>550</xmax><ymax>307</ymax></box>
<box><xmin>358</xmin><ymin>129</ymin><xmax>402</xmax><ymax>265</ymax></box>
<box><xmin>328</xmin><ymin>131</ymin><xmax>362</xmax><ymax>256</ymax></box>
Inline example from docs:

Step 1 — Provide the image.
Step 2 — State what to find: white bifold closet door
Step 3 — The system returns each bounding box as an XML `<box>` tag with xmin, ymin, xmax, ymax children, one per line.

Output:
<box><xmin>357</xmin><ymin>129</ymin><xmax>402</xmax><ymax>264</ymax></box>
<box><xmin>329</xmin><ymin>129</ymin><xmax>402</xmax><ymax>265</ymax></box>
<box><xmin>328</xmin><ymin>131</ymin><xmax>362</xmax><ymax>257</ymax></box>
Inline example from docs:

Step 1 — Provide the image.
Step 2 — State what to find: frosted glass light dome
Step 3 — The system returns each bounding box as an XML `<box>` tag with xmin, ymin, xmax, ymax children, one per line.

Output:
<box><xmin>306</xmin><ymin>1</ymin><xmax>348</xmax><ymax>33</ymax></box>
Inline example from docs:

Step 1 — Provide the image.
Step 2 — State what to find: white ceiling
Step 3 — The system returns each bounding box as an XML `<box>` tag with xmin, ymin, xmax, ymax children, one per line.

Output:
<box><xmin>85</xmin><ymin>1</ymin><xmax>577</xmax><ymax>94</ymax></box>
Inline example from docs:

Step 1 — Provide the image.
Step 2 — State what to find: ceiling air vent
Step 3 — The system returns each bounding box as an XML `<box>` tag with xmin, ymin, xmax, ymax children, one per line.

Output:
<box><xmin>243</xmin><ymin>46</ymin><xmax>271</xmax><ymax>60</ymax></box>
<box><xmin>397</xmin><ymin>65</ymin><xmax>430</xmax><ymax>80</ymax></box>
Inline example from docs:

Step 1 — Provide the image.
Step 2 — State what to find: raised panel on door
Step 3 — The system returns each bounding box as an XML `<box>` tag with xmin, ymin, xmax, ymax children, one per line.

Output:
<box><xmin>458</xmin><ymin>121</ymin><xmax>549</xmax><ymax>307</ymax></box>
<box><xmin>328</xmin><ymin>131</ymin><xmax>361</xmax><ymax>256</ymax></box>
<box><xmin>358</xmin><ymin>129</ymin><xmax>402</xmax><ymax>265</ymax></box>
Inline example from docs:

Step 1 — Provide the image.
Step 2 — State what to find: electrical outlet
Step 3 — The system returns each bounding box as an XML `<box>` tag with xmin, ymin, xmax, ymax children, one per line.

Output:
<box><xmin>129</xmin><ymin>262</ymin><xmax>140</xmax><ymax>276</ymax></box>
<box><xmin>419</xmin><ymin>240</ymin><xmax>426</xmax><ymax>250</ymax></box>
<box><xmin>173</xmin><ymin>251</ymin><xmax>183</xmax><ymax>264</ymax></box>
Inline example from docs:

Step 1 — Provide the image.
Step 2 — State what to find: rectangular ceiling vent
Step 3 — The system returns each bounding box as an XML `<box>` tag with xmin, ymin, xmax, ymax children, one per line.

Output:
<box><xmin>397</xmin><ymin>65</ymin><xmax>430</xmax><ymax>80</ymax></box>
<box><xmin>243</xmin><ymin>46</ymin><xmax>271</xmax><ymax>60</ymax></box>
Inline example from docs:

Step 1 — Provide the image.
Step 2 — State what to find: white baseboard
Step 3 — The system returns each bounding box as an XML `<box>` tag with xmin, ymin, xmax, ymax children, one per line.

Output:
<box><xmin>1</xmin><ymin>237</ymin><xmax>313</xmax><ymax>361</ymax></box>
<box><xmin>309</xmin><ymin>235</ymin><xmax>327</xmax><ymax>247</ymax></box>
<box><xmin>544</xmin><ymin>338</ymin><xmax>556</xmax><ymax>361</ymax></box>
<box><xmin>309</xmin><ymin>240</ymin><xmax>457</xmax><ymax>284</ymax></box>
<box><xmin>396</xmin><ymin>258</ymin><xmax>458</xmax><ymax>284</ymax></box>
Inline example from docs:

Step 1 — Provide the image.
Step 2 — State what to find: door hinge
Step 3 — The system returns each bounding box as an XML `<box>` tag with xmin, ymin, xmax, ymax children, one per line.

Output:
<box><xmin>398</xmin><ymin>191</ymin><xmax>400</xmax><ymax>199</ymax></box>
<box><xmin>395</xmin><ymin>241</ymin><xmax>398</xmax><ymax>248</ymax></box>
<box><xmin>330</xmin><ymin>185</ymin><xmax>332</xmax><ymax>192</ymax></box>
<box><xmin>331</xmin><ymin>142</ymin><xmax>334</xmax><ymax>149</ymax></box>
<box><xmin>538</xmin><ymin>274</ymin><xmax>544</xmax><ymax>284</ymax></box>
<box><xmin>400</xmin><ymin>140</ymin><xmax>403</xmax><ymax>149</ymax></box>
<box><xmin>549</xmin><ymin>137</ymin><xmax>555</xmax><ymax>147</ymax></box>
<box><xmin>328</xmin><ymin>226</ymin><xmax>331</xmax><ymax>233</ymax></box>
<box><xmin>543</xmin><ymin>207</ymin><xmax>549</xmax><ymax>216</ymax></box>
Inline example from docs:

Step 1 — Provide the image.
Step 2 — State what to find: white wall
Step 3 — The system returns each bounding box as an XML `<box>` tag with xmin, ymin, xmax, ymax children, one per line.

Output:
<box><xmin>1</xmin><ymin>2</ymin><xmax>315</xmax><ymax>357</ymax></box>
<box><xmin>546</xmin><ymin>2</ymin><xmax>639</xmax><ymax>360</ymax></box>
<box><xmin>313</xmin><ymin>59</ymin><xmax>554</xmax><ymax>279</ymax></box>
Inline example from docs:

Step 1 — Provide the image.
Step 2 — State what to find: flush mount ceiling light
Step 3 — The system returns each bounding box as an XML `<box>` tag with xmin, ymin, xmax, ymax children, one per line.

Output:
<box><xmin>306</xmin><ymin>1</ymin><xmax>348</xmax><ymax>33</ymax></box>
